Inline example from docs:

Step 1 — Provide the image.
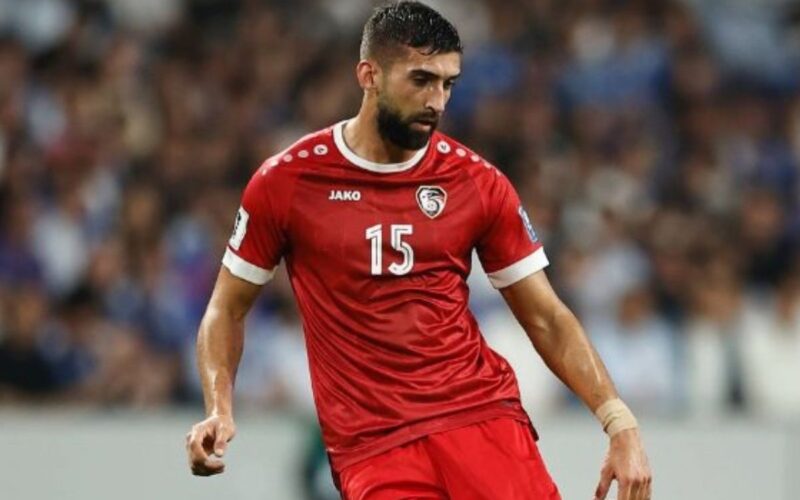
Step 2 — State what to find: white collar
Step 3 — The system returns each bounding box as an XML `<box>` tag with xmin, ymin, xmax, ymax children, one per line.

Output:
<box><xmin>332</xmin><ymin>120</ymin><xmax>428</xmax><ymax>173</ymax></box>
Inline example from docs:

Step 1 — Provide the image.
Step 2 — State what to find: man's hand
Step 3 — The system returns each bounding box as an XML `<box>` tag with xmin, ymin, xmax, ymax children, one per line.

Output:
<box><xmin>185</xmin><ymin>414</ymin><xmax>236</xmax><ymax>476</ymax></box>
<box><xmin>595</xmin><ymin>428</ymin><xmax>652</xmax><ymax>500</ymax></box>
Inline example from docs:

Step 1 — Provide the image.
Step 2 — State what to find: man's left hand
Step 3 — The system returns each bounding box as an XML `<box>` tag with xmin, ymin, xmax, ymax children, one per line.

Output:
<box><xmin>594</xmin><ymin>428</ymin><xmax>652</xmax><ymax>500</ymax></box>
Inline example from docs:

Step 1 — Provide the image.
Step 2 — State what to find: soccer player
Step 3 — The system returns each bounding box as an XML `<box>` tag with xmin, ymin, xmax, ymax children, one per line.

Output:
<box><xmin>185</xmin><ymin>2</ymin><xmax>652</xmax><ymax>499</ymax></box>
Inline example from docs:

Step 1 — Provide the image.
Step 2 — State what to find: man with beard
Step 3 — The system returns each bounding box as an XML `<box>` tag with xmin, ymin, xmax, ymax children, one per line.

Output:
<box><xmin>186</xmin><ymin>2</ymin><xmax>652</xmax><ymax>499</ymax></box>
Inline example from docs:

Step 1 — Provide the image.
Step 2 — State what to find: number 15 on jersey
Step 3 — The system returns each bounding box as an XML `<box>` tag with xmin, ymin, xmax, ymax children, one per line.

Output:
<box><xmin>365</xmin><ymin>224</ymin><xmax>414</xmax><ymax>276</ymax></box>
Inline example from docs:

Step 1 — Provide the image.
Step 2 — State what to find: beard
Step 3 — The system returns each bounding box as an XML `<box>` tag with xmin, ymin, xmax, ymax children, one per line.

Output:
<box><xmin>376</xmin><ymin>98</ymin><xmax>438</xmax><ymax>150</ymax></box>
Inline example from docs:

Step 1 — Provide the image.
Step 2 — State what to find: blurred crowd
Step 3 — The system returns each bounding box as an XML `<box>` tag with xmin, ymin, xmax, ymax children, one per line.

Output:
<box><xmin>2</xmin><ymin>0</ymin><xmax>800</xmax><ymax>426</ymax></box>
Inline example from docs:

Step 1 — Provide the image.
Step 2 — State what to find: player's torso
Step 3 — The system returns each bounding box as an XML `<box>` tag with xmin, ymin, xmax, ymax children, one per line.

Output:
<box><xmin>271</xmin><ymin>128</ymin><xmax>493</xmax><ymax>302</ymax></box>
<box><xmin>258</xmin><ymin>127</ymin><xmax>527</xmax><ymax>461</ymax></box>
<box><xmin>268</xmin><ymin>129</ymin><xmax>495</xmax><ymax>355</ymax></box>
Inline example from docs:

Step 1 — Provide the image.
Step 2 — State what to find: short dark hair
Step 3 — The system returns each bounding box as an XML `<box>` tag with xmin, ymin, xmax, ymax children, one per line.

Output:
<box><xmin>360</xmin><ymin>1</ymin><xmax>463</xmax><ymax>63</ymax></box>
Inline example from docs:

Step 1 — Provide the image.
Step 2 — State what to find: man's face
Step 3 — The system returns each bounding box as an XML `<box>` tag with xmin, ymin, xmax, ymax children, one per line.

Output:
<box><xmin>375</xmin><ymin>48</ymin><xmax>461</xmax><ymax>150</ymax></box>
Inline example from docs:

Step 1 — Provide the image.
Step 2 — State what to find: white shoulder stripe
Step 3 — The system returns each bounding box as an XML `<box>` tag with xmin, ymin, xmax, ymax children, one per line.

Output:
<box><xmin>222</xmin><ymin>248</ymin><xmax>275</xmax><ymax>285</ymax></box>
<box><xmin>486</xmin><ymin>248</ymin><xmax>549</xmax><ymax>289</ymax></box>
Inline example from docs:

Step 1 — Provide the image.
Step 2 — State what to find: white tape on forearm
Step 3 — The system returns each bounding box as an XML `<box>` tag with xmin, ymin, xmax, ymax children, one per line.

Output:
<box><xmin>594</xmin><ymin>398</ymin><xmax>638</xmax><ymax>436</ymax></box>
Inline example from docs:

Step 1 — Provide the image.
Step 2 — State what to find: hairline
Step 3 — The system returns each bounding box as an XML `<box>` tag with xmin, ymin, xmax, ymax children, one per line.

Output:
<box><xmin>363</xmin><ymin>42</ymin><xmax>462</xmax><ymax>70</ymax></box>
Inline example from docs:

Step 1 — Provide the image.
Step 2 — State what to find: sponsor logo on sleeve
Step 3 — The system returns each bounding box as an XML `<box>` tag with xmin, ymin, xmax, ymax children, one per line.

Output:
<box><xmin>518</xmin><ymin>206</ymin><xmax>539</xmax><ymax>242</ymax></box>
<box><xmin>416</xmin><ymin>186</ymin><xmax>447</xmax><ymax>219</ymax></box>
<box><xmin>229</xmin><ymin>207</ymin><xmax>250</xmax><ymax>250</ymax></box>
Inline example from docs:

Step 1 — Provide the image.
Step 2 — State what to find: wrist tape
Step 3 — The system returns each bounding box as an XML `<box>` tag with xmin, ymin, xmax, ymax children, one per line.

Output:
<box><xmin>594</xmin><ymin>398</ymin><xmax>638</xmax><ymax>436</ymax></box>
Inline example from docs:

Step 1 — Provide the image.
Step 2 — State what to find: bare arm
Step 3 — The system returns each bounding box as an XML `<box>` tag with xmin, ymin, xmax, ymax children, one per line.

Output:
<box><xmin>186</xmin><ymin>267</ymin><xmax>262</xmax><ymax>476</ymax></box>
<box><xmin>500</xmin><ymin>271</ymin><xmax>617</xmax><ymax>411</ymax></box>
<box><xmin>500</xmin><ymin>271</ymin><xmax>652</xmax><ymax>500</ymax></box>
<box><xmin>197</xmin><ymin>267</ymin><xmax>262</xmax><ymax>416</ymax></box>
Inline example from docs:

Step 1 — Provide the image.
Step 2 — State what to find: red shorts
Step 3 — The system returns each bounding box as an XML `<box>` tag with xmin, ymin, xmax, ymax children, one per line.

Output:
<box><xmin>337</xmin><ymin>417</ymin><xmax>561</xmax><ymax>499</ymax></box>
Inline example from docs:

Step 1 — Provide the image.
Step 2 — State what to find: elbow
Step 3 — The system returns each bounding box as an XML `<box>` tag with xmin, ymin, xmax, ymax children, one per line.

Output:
<box><xmin>196</xmin><ymin>304</ymin><xmax>246</xmax><ymax>348</ymax></box>
<box><xmin>518</xmin><ymin>301</ymin><xmax>579</xmax><ymax>356</ymax></box>
<box><xmin>203</xmin><ymin>301</ymin><xmax>248</xmax><ymax>328</ymax></box>
<box><xmin>519</xmin><ymin>301</ymin><xmax>571</xmax><ymax>336</ymax></box>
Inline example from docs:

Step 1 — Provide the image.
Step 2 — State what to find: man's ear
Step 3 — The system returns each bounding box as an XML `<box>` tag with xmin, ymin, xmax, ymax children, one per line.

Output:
<box><xmin>356</xmin><ymin>59</ymin><xmax>380</xmax><ymax>92</ymax></box>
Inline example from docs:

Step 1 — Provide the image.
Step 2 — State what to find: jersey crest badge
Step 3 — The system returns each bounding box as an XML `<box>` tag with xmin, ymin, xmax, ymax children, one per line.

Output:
<box><xmin>416</xmin><ymin>186</ymin><xmax>447</xmax><ymax>219</ymax></box>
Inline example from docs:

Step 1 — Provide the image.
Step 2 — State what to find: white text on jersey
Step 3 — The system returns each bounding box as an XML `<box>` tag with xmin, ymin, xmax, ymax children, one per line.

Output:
<box><xmin>329</xmin><ymin>190</ymin><xmax>361</xmax><ymax>201</ymax></box>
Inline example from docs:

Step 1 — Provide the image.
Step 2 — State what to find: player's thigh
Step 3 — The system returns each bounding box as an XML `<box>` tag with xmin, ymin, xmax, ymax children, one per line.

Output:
<box><xmin>427</xmin><ymin>418</ymin><xmax>561</xmax><ymax>500</ymax></box>
<box><xmin>337</xmin><ymin>439</ymin><xmax>447</xmax><ymax>500</ymax></box>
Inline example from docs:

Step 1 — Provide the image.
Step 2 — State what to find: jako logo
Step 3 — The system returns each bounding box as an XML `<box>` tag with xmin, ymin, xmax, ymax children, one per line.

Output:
<box><xmin>329</xmin><ymin>190</ymin><xmax>361</xmax><ymax>201</ymax></box>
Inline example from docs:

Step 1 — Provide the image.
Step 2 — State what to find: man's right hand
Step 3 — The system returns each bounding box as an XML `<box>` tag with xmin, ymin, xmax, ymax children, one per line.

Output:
<box><xmin>185</xmin><ymin>414</ymin><xmax>237</xmax><ymax>476</ymax></box>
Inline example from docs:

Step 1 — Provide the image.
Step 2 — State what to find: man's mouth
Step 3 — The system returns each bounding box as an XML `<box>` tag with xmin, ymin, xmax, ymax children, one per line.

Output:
<box><xmin>413</xmin><ymin>118</ymin><xmax>438</xmax><ymax>127</ymax></box>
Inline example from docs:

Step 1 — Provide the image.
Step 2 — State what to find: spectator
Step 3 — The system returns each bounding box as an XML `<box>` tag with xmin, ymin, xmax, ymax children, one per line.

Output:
<box><xmin>739</xmin><ymin>256</ymin><xmax>800</xmax><ymax>419</ymax></box>
<box><xmin>591</xmin><ymin>283</ymin><xmax>681</xmax><ymax>415</ymax></box>
<box><xmin>683</xmin><ymin>251</ymin><xmax>744</xmax><ymax>417</ymax></box>
<box><xmin>0</xmin><ymin>285</ymin><xmax>56</xmax><ymax>399</ymax></box>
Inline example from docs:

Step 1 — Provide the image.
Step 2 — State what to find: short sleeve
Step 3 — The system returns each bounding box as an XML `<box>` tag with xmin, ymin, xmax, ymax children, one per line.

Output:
<box><xmin>222</xmin><ymin>167</ymin><xmax>290</xmax><ymax>285</ymax></box>
<box><xmin>476</xmin><ymin>172</ymin><xmax>548</xmax><ymax>289</ymax></box>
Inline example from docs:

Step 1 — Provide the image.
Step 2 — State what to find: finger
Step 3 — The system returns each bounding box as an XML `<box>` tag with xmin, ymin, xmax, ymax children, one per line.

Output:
<box><xmin>629</xmin><ymin>477</ymin><xmax>642</xmax><ymax>500</ymax></box>
<box><xmin>594</xmin><ymin>467</ymin><xmax>613</xmax><ymax>500</ymax></box>
<box><xmin>632</xmin><ymin>469</ymin><xmax>651</xmax><ymax>500</ymax></box>
<box><xmin>189</xmin><ymin>450</ymin><xmax>225</xmax><ymax>476</ymax></box>
<box><xmin>643</xmin><ymin>475</ymin><xmax>653</xmax><ymax>500</ymax></box>
<box><xmin>191</xmin><ymin>457</ymin><xmax>225</xmax><ymax>476</ymax></box>
<box><xmin>213</xmin><ymin>424</ymin><xmax>234</xmax><ymax>457</ymax></box>
<box><xmin>617</xmin><ymin>478</ymin><xmax>634</xmax><ymax>500</ymax></box>
<box><xmin>187</xmin><ymin>428</ymin><xmax>211</xmax><ymax>465</ymax></box>
<box><xmin>203</xmin><ymin>455</ymin><xmax>226</xmax><ymax>473</ymax></box>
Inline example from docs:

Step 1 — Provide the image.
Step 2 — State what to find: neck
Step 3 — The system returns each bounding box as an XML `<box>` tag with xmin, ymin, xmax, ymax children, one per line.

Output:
<box><xmin>342</xmin><ymin>105</ymin><xmax>422</xmax><ymax>164</ymax></box>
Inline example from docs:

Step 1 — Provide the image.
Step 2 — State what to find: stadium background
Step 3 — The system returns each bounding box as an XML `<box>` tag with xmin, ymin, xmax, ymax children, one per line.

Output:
<box><xmin>1</xmin><ymin>0</ymin><xmax>799</xmax><ymax>498</ymax></box>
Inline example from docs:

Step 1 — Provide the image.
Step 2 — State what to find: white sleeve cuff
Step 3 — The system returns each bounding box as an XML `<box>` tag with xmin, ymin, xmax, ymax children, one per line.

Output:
<box><xmin>222</xmin><ymin>248</ymin><xmax>275</xmax><ymax>285</ymax></box>
<box><xmin>486</xmin><ymin>247</ymin><xmax>549</xmax><ymax>289</ymax></box>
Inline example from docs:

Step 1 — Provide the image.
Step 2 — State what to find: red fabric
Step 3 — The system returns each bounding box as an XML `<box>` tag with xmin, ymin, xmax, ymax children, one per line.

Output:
<box><xmin>338</xmin><ymin>417</ymin><xmax>561</xmax><ymax>499</ymax></box>
<box><xmin>228</xmin><ymin>125</ymin><xmax>545</xmax><ymax>471</ymax></box>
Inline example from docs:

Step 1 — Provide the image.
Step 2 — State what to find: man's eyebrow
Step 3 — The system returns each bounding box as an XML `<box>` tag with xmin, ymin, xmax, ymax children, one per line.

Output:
<box><xmin>409</xmin><ymin>69</ymin><xmax>461</xmax><ymax>80</ymax></box>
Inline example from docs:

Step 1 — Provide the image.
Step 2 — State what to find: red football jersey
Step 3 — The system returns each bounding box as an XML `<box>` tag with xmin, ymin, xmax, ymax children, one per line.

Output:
<box><xmin>223</xmin><ymin>121</ymin><xmax>549</xmax><ymax>471</ymax></box>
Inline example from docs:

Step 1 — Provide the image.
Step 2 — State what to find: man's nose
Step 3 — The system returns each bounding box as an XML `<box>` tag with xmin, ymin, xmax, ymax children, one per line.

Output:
<box><xmin>426</xmin><ymin>86</ymin><xmax>446</xmax><ymax>114</ymax></box>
